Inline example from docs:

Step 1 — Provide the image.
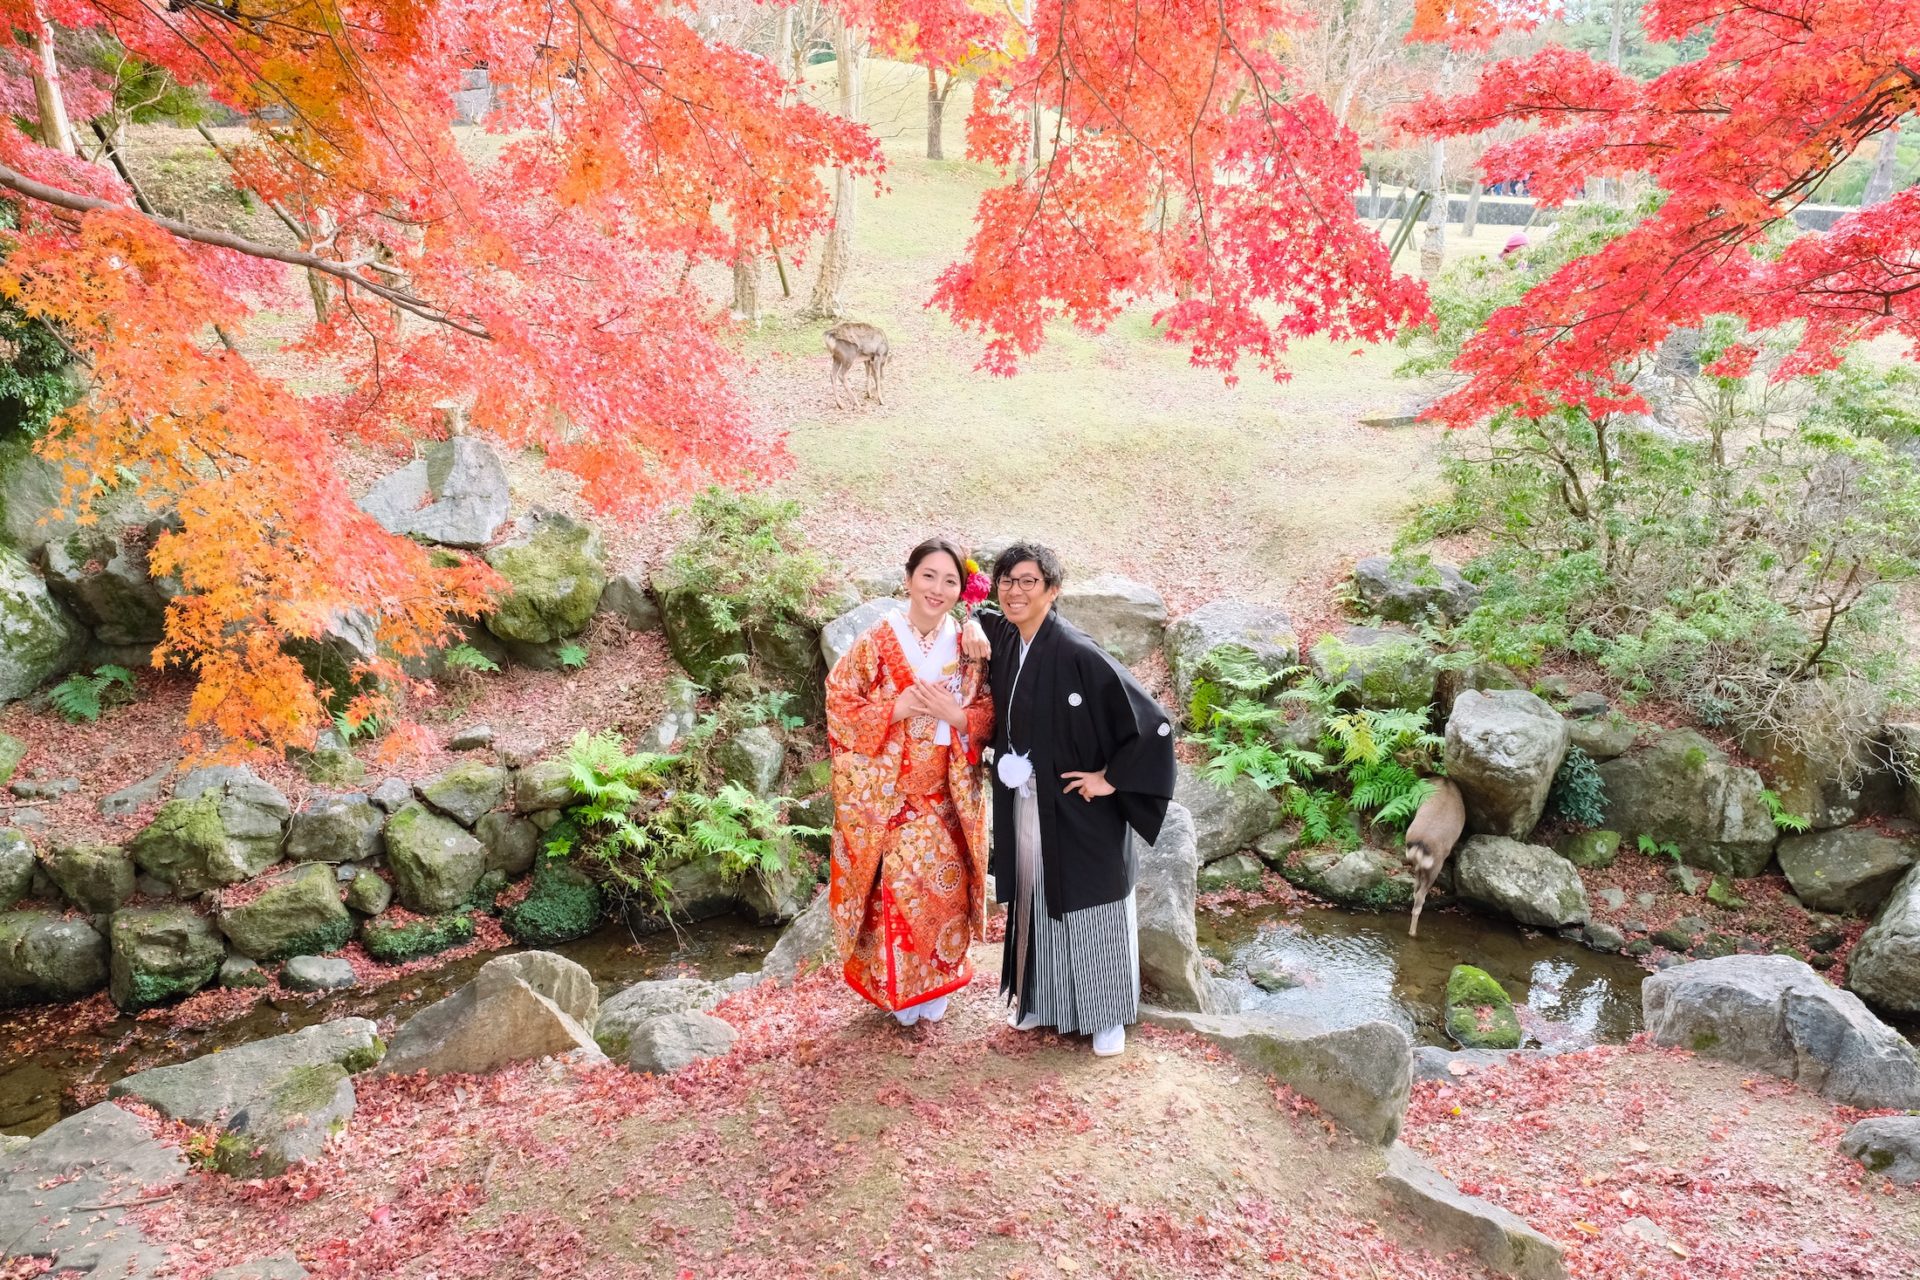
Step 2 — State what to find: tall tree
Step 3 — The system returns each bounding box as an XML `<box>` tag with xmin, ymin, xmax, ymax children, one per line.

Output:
<box><xmin>804</xmin><ymin>14</ymin><xmax>867</xmax><ymax>318</ymax></box>
<box><xmin>1402</xmin><ymin>0</ymin><xmax>1920</xmax><ymax>428</ymax></box>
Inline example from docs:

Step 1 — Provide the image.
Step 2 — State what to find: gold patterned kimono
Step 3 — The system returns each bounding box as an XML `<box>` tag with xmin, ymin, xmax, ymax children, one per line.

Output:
<box><xmin>826</xmin><ymin>616</ymin><xmax>993</xmax><ymax>1012</ymax></box>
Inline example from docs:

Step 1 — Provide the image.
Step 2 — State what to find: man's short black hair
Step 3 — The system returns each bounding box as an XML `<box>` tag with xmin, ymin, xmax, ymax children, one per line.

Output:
<box><xmin>993</xmin><ymin>542</ymin><xmax>1065</xmax><ymax>590</ymax></box>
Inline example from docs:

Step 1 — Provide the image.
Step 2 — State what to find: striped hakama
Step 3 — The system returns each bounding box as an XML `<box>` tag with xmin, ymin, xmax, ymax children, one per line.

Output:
<box><xmin>1008</xmin><ymin>783</ymin><xmax>1140</xmax><ymax>1035</ymax></box>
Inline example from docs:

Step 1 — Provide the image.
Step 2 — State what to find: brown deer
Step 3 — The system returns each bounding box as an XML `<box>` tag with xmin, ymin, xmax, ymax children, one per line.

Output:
<box><xmin>825</xmin><ymin>322</ymin><xmax>889</xmax><ymax>410</ymax></box>
<box><xmin>1404</xmin><ymin>778</ymin><xmax>1467</xmax><ymax>938</ymax></box>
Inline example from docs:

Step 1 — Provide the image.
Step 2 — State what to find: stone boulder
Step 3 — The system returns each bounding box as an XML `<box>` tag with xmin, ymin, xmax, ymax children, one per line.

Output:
<box><xmin>594</xmin><ymin>977</ymin><xmax>723</xmax><ymax>1057</ymax></box>
<box><xmin>1135</xmin><ymin>803</ymin><xmax>1223</xmax><ymax>1014</ymax></box>
<box><xmin>41</xmin><ymin>841</ymin><xmax>135</xmax><ymax>913</ymax></box>
<box><xmin>1444</xmin><ymin>690</ymin><xmax>1570</xmax><ymax>838</ymax></box>
<box><xmin>1281</xmin><ymin>847</ymin><xmax>1416</xmax><ymax>911</ymax></box>
<box><xmin>1554</xmin><ymin>829</ymin><xmax>1620</xmax><ymax>869</ymax></box>
<box><xmin>283</xmin><ymin>955</ymin><xmax>356</xmax><ymax>991</ymax></box>
<box><xmin>108</xmin><ymin>1018</ymin><xmax>385</xmax><ymax>1123</ymax></box>
<box><xmin>1379</xmin><ymin>1144</ymin><xmax>1567</xmax><ymax>1280</ymax></box>
<box><xmin>716</xmin><ymin>725</ymin><xmax>785</xmax><ymax>797</ymax></box>
<box><xmin>1056</xmin><ymin>574</ymin><xmax>1168</xmax><ymax>664</ymax></box>
<box><xmin>358</xmin><ymin>436</ymin><xmax>510</xmax><ymax>548</ymax></box>
<box><xmin>0</xmin><ymin>828</ymin><xmax>32</xmax><ymax>909</ymax></box>
<box><xmin>1737</xmin><ymin>686</ymin><xmax>1893</xmax><ymax>830</ymax></box>
<box><xmin>599</xmin><ymin>571</ymin><xmax>662</xmax><ymax>632</ymax></box>
<box><xmin>133</xmin><ymin>765</ymin><xmax>291</xmax><ymax>894</ymax></box>
<box><xmin>418</xmin><ymin>760</ymin><xmax>508</xmax><ymax>829</ymax></box>
<box><xmin>0</xmin><ymin>434</ymin><xmax>65</xmax><ymax>554</ymax></box>
<box><xmin>626</xmin><ymin>1010</ymin><xmax>737</xmax><ymax>1074</ymax></box>
<box><xmin>736</xmin><ymin>858</ymin><xmax>814</xmax><ymax>926</ymax></box>
<box><xmin>1453</xmin><ymin>836</ymin><xmax>1590</xmax><ymax>929</ymax></box>
<box><xmin>475</xmin><ymin>811</ymin><xmax>541</xmax><ymax>877</ymax></box>
<box><xmin>1597</xmin><ymin>730</ymin><xmax>1778</xmax><ymax>877</ymax></box>
<box><xmin>108</xmin><ymin>906</ymin><xmax>224</xmax><ymax>1011</ymax></box>
<box><xmin>1841</xmin><ymin>1116</ymin><xmax>1920</xmax><ymax>1185</ymax></box>
<box><xmin>377</xmin><ymin>951</ymin><xmax>603</xmax><ymax>1075</ymax></box>
<box><xmin>820</xmin><ymin>597</ymin><xmax>905</xmax><ymax>673</ymax></box>
<box><xmin>1196</xmin><ymin>851</ymin><xmax>1265</xmax><ymax>893</ymax></box>
<box><xmin>1350</xmin><ymin>554</ymin><xmax>1480</xmax><ymax>626</ymax></box>
<box><xmin>513</xmin><ymin>758</ymin><xmax>575</xmax><ymax>813</ymax></box>
<box><xmin>1172</xmin><ymin>764</ymin><xmax>1280</xmax><ymax>865</ymax></box>
<box><xmin>1643</xmin><ymin>954</ymin><xmax>1920</xmax><ymax>1108</ymax></box>
<box><xmin>219</xmin><ymin>863</ymin><xmax>353</xmax><ymax>961</ymax></box>
<box><xmin>42</xmin><ymin>522</ymin><xmax>175</xmax><ymax>646</ymax></box>
<box><xmin>1777</xmin><ymin>826</ymin><xmax>1918</xmax><ymax>917</ymax></box>
<box><xmin>483</xmin><ymin>513</ymin><xmax>607</xmax><ymax>646</ymax></box>
<box><xmin>1142</xmin><ymin>1007</ymin><xmax>1412</xmax><ymax>1145</ymax></box>
<box><xmin>0</xmin><ymin>542</ymin><xmax>84</xmax><ymax>702</ymax></box>
<box><xmin>1848</xmin><ymin>862</ymin><xmax>1920</xmax><ymax>1014</ymax></box>
<box><xmin>1309</xmin><ymin>627</ymin><xmax>1439</xmax><ymax>713</ymax></box>
<box><xmin>0</xmin><ymin>1101</ymin><xmax>186</xmax><ymax>1277</ymax></box>
<box><xmin>284</xmin><ymin>792</ymin><xmax>384</xmax><ymax>864</ymax></box>
<box><xmin>1445</xmin><ymin>964</ymin><xmax>1521</xmax><ymax>1050</ymax></box>
<box><xmin>383</xmin><ymin>801</ymin><xmax>486</xmax><ymax>913</ymax></box>
<box><xmin>1163</xmin><ymin>601</ymin><xmax>1300</xmax><ymax>726</ymax></box>
<box><xmin>343</xmin><ymin>872</ymin><xmax>391</xmax><ymax>916</ymax></box>
<box><xmin>216</xmin><ymin>1063</ymin><xmax>356</xmax><ymax>1176</ymax></box>
<box><xmin>1566</xmin><ymin>713</ymin><xmax>1639</xmax><ymax>762</ymax></box>
<box><xmin>0</xmin><ymin>911</ymin><xmax>106</xmax><ymax>1004</ymax></box>
<box><xmin>760</xmin><ymin>888</ymin><xmax>834</xmax><ymax>983</ymax></box>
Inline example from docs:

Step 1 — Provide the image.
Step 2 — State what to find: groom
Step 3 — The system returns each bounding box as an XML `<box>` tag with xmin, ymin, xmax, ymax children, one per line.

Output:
<box><xmin>962</xmin><ymin>542</ymin><xmax>1176</xmax><ymax>1056</ymax></box>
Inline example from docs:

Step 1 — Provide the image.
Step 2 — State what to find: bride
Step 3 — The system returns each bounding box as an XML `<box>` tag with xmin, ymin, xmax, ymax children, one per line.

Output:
<box><xmin>824</xmin><ymin>538</ymin><xmax>993</xmax><ymax>1025</ymax></box>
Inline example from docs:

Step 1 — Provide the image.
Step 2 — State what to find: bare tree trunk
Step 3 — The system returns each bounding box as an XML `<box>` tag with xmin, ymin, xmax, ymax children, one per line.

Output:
<box><xmin>1607</xmin><ymin>0</ymin><xmax>1627</xmax><ymax>68</ymax></box>
<box><xmin>1863</xmin><ymin>125</ymin><xmax>1902</xmax><ymax>206</ymax></box>
<box><xmin>1462</xmin><ymin>181</ymin><xmax>1483</xmax><ymax>238</ymax></box>
<box><xmin>776</xmin><ymin>6</ymin><xmax>797</xmax><ymax>81</ymax></box>
<box><xmin>26</xmin><ymin>6</ymin><xmax>76</xmax><ymax>157</ymax></box>
<box><xmin>806</xmin><ymin>21</ymin><xmax>863</xmax><ymax>319</ymax></box>
<box><xmin>927</xmin><ymin>67</ymin><xmax>945</xmax><ymax>160</ymax></box>
<box><xmin>1420</xmin><ymin>138</ymin><xmax>1446</xmax><ymax>280</ymax></box>
<box><xmin>732</xmin><ymin>252</ymin><xmax>761</xmax><ymax>323</ymax></box>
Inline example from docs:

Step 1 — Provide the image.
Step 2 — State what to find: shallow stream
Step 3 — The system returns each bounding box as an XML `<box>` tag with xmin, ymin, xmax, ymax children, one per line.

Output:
<box><xmin>0</xmin><ymin>901</ymin><xmax>1728</xmax><ymax>1141</ymax></box>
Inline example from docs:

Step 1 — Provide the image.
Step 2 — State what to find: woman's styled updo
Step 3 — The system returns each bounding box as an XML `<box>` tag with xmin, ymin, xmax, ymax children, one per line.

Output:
<box><xmin>906</xmin><ymin>537</ymin><xmax>970</xmax><ymax>584</ymax></box>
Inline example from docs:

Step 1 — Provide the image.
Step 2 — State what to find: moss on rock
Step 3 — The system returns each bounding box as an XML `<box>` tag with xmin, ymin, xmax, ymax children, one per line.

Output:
<box><xmin>1445</xmin><ymin>963</ymin><xmax>1522</xmax><ymax>1050</ymax></box>
<box><xmin>503</xmin><ymin>857</ymin><xmax>604</xmax><ymax>946</ymax></box>
<box><xmin>483</xmin><ymin>514</ymin><xmax>607</xmax><ymax>645</ymax></box>
<box><xmin>360</xmin><ymin>910</ymin><xmax>476</xmax><ymax>963</ymax></box>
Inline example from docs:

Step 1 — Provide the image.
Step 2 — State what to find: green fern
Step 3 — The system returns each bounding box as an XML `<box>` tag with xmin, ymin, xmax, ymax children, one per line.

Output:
<box><xmin>1759</xmin><ymin>789</ymin><xmax>1812</xmax><ymax>833</ymax></box>
<box><xmin>442</xmin><ymin>643</ymin><xmax>501</xmax><ymax>674</ymax></box>
<box><xmin>49</xmin><ymin>664</ymin><xmax>137</xmax><ymax>724</ymax></box>
<box><xmin>557</xmin><ymin>643</ymin><xmax>589</xmax><ymax>670</ymax></box>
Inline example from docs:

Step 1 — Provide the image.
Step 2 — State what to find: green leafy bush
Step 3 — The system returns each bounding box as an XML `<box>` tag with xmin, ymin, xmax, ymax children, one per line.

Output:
<box><xmin>441</xmin><ymin>643</ymin><xmax>501</xmax><ymax>674</ymax></box>
<box><xmin>1548</xmin><ymin>746</ymin><xmax>1607</xmax><ymax>827</ymax></box>
<box><xmin>49</xmin><ymin>665</ymin><xmax>136</xmax><ymax>724</ymax></box>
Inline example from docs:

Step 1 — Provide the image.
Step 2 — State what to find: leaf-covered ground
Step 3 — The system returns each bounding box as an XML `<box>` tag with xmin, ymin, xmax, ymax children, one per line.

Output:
<box><xmin>117</xmin><ymin>946</ymin><xmax>1919</xmax><ymax>1279</ymax></box>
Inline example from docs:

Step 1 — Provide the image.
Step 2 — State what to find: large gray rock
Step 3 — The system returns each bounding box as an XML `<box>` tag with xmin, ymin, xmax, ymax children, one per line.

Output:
<box><xmin>736</xmin><ymin>858</ymin><xmax>814</xmax><ymax>926</ymax></box>
<box><xmin>513</xmin><ymin>758</ymin><xmax>575</xmax><ymax>813</ymax></box>
<box><xmin>1172</xmin><ymin>764</ymin><xmax>1280</xmax><ymax>865</ymax></box>
<box><xmin>0</xmin><ymin>436</ymin><xmax>65</xmax><ymax>554</ymax></box>
<box><xmin>1056</xmin><ymin>574</ymin><xmax>1167</xmax><ymax>664</ymax></box>
<box><xmin>1848</xmin><ymin>862</ymin><xmax>1920</xmax><ymax>1014</ymax></box>
<box><xmin>1567</xmin><ymin>713</ymin><xmax>1639</xmax><ymax>761</ymax></box>
<box><xmin>1777</xmin><ymin>826</ymin><xmax>1919</xmax><ymax>917</ymax></box>
<box><xmin>343</xmin><ymin>872</ymin><xmax>391</xmax><ymax>915</ymax></box>
<box><xmin>1378</xmin><ymin>1144</ymin><xmax>1566</xmax><ymax>1279</ymax></box>
<box><xmin>383</xmin><ymin>801</ymin><xmax>486</xmax><ymax>913</ymax></box>
<box><xmin>0</xmin><ymin>910</ymin><xmax>106</xmax><ymax>1004</ymax></box>
<box><xmin>1351</xmin><ymin>554</ymin><xmax>1480</xmax><ymax>626</ymax></box>
<box><xmin>760</xmin><ymin>888</ymin><xmax>834</xmax><ymax>983</ymax></box>
<box><xmin>97</xmin><ymin>759</ymin><xmax>177</xmax><ymax>819</ymax></box>
<box><xmin>109</xmin><ymin>1018</ymin><xmax>385</xmax><ymax>1124</ymax></box>
<box><xmin>282</xmin><ymin>955</ymin><xmax>356</xmax><ymax>991</ymax></box>
<box><xmin>108</xmin><ymin>906</ymin><xmax>224</xmax><ymax>1011</ymax></box>
<box><xmin>1163</xmin><ymin>601</ymin><xmax>1299</xmax><ymax>725</ymax></box>
<box><xmin>0</xmin><ymin>828</ymin><xmax>32</xmax><ymax>909</ymax></box>
<box><xmin>716</xmin><ymin>725</ymin><xmax>785</xmax><ymax>797</ymax></box>
<box><xmin>821</xmin><ymin>597</ymin><xmax>905</xmax><ymax>672</ymax></box>
<box><xmin>0</xmin><ymin>1101</ymin><xmax>185</xmax><ymax>1277</ymax></box>
<box><xmin>1453</xmin><ymin>835</ymin><xmax>1589</xmax><ymax>929</ymax></box>
<box><xmin>378</xmin><ymin>952</ymin><xmax>603</xmax><ymax>1076</ymax></box>
<box><xmin>1140</xmin><ymin>1008</ymin><xmax>1412</xmax><ymax>1145</ymax></box>
<box><xmin>417</xmin><ymin>760</ymin><xmax>509</xmax><ymax>828</ymax></box>
<box><xmin>0</xmin><ymin>542</ymin><xmax>84</xmax><ymax>702</ymax></box>
<box><xmin>1840</xmin><ymin>1115</ymin><xmax>1920</xmax><ymax>1184</ymax></box>
<box><xmin>359</xmin><ymin>436</ymin><xmax>510</xmax><ymax>548</ymax></box>
<box><xmin>1738</xmin><ymin>687</ymin><xmax>1891</xmax><ymax>830</ymax></box>
<box><xmin>41</xmin><ymin>841</ymin><xmax>135</xmax><ymax>913</ymax></box>
<box><xmin>1444</xmin><ymin>690</ymin><xmax>1570</xmax><ymax>838</ymax></box>
<box><xmin>285</xmin><ymin>792</ymin><xmax>384</xmax><ymax>864</ymax></box>
<box><xmin>481</xmin><ymin>950</ymin><xmax>599</xmax><ymax>1025</ymax></box>
<box><xmin>1309</xmin><ymin>627</ymin><xmax>1439</xmax><ymax>713</ymax></box>
<box><xmin>1597</xmin><ymin>730</ymin><xmax>1779</xmax><ymax>877</ymax></box>
<box><xmin>1644</xmin><ymin>955</ymin><xmax>1920</xmax><ymax>1108</ymax></box>
<box><xmin>475</xmin><ymin>810</ymin><xmax>541</xmax><ymax>876</ymax></box>
<box><xmin>625</xmin><ymin>1010</ymin><xmax>737</xmax><ymax>1074</ymax></box>
<box><xmin>595</xmin><ymin>977</ymin><xmax>724</xmax><ymax>1057</ymax></box>
<box><xmin>219</xmin><ymin>863</ymin><xmax>353</xmax><ymax>961</ymax></box>
<box><xmin>483</xmin><ymin>513</ymin><xmax>607</xmax><ymax>645</ymax></box>
<box><xmin>42</xmin><ymin>522</ymin><xmax>175</xmax><ymax>645</ymax></box>
<box><xmin>131</xmin><ymin>765</ymin><xmax>291</xmax><ymax>892</ymax></box>
<box><xmin>1135</xmin><ymin>803</ymin><xmax>1221</xmax><ymax>1014</ymax></box>
<box><xmin>216</xmin><ymin>1063</ymin><xmax>355</xmax><ymax>1176</ymax></box>
<box><xmin>598</xmin><ymin>571</ymin><xmax>662</xmax><ymax>632</ymax></box>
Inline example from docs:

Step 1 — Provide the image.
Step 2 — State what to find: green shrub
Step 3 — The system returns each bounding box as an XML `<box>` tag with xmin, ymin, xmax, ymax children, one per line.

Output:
<box><xmin>49</xmin><ymin>665</ymin><xmax>136</xmax><ymax>724</ymax></box>
<box><xmin>503</xmin><ymin>855</ymin><xmax>605</xmax><ymax>946</ymax></box>
<box><xmin>1548</xmin><ymin>746</ymin><xmax>1607</xmax><ymax>827</ymax></box>
<box><xmin>361</xmin><ymin>911</ymin><xmax>476</xmax><ymax>963</ymax></box>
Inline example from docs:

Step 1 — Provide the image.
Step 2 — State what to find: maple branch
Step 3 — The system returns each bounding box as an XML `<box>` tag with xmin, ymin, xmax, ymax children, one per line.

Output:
<box><xmin>0</xmin><ymin>160</ymin><xmax>491</xmax><ymax>340</ymax></box>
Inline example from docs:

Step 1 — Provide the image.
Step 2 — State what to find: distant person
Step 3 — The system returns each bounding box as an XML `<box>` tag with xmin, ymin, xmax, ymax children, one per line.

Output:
<box><xmin>825</xmin><ymin>538</ymin><xmax>994</xmax><ymax>1027</ymax></box>
<box><xmin>1501</xmin><ymin>233</ymin><xmax>1529</xmax><ymax>260</ymax></box>
<box><xmin>961</xmin><ymin>543</ymin><xmax>1177</xmax><ymax>1057</ymax></box>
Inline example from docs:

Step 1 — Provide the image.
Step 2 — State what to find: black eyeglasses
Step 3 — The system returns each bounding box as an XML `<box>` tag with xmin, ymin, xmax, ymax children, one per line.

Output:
<box><xmin>998</xmin><ymin>574</ymin><xmax>1046</xmax><ymax>592</ymax></box>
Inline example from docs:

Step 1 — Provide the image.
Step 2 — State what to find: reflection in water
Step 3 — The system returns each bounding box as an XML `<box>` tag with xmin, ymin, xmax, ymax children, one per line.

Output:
<box><xmin>0</xmin><ymin>915</ymin><xmax>777</xmax><ymax>1139</ymax></box>
<box><xmin>1198</xmin><ymin>904</ymin><xmax>1648</xmax><ymax>1049</ymax></box>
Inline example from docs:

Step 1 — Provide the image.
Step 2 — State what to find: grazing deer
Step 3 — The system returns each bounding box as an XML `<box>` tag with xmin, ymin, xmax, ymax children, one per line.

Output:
<box><xmin>825</xmin><ymin>322</ymin><xmax>889</xmax><ymax>410</ymax></box>
<box><xmin>1404</xmin><ymin>778</ymin><xmax>1467</xmax><ymax>938</ymax></box>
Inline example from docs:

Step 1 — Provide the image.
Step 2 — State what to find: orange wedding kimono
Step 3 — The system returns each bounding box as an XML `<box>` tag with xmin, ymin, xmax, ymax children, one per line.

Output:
<box><xmin>825</xmin><ymin>613</ymin><xmax>993</xmax><ymax>1013</ymax></box>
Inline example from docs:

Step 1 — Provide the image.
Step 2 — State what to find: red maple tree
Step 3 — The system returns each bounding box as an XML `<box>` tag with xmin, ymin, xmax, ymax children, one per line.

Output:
<box><xmin>1401</xmin><ymin>0</ymin><xmax>1920</xmax><ymax>427</ymax></box>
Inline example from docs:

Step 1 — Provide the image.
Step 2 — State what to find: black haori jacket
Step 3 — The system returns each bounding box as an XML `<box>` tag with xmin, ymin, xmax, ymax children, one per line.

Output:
<box><xmin>976</xmin><ymin>608</ymin><xmax>1176</xmax><ymax>917</ymax></box>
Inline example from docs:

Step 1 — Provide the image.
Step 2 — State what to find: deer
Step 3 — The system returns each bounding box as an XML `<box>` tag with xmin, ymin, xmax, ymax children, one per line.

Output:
<box><xmin>1404</xmin><ymin>778</ymin><xmax>1467</xmax><ymax>939</ymax></box>
<box><xmin>825</xmin><ymin>322</ymin><xmax>889</xmax><ymax>410</ymax></box>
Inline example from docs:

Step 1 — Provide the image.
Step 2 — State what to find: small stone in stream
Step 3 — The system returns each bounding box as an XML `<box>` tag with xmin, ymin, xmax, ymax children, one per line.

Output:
<box><xmin>1653</xmin><ymin>954</ymin><xmax>1688</xmax><ymax>971</ymax></box>
<box><xmin>1246</xmin><ymin>958</ymin><xmax>1300</xmax><ymax>992</ymax></box>
<box><xmin>1808</xmin><ymin>930</ymin><xmax>1844</xmax><ymax>953</ymax></box>
<box><xmin>1584</xmin><ymin>921</ymin><xmax>1626</xmax><ymax>953</ymax></box>
<box><xmin>447</xmin><ymin>724</ymin><xmax>495</xmax><ymax>752</ymax></box>
<box><xmin>282</xmin><ymin>956</ymin><xmax>356</xmax><ymax>991</ymax></box>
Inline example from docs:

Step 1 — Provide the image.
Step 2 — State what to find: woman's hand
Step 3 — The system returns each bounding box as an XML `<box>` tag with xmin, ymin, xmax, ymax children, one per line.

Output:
<box><xmin>915</xmin><ymin>679</ymin><xmax>967</xmax><ymax>730</ymax></box>
<box><xmin>1061</xmin><ymin>769</ymin><xmax>1114</xmax><ymax>801</ymax></box>
<box><xmin>960</xmin><ymin>618</ymin><xmax>992</xmax><ymax>661</ymax></box>
<box><xmin>892</xmin><ymin>685</ymin><xmax>932</xmax><ymax>723</ymax></box>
